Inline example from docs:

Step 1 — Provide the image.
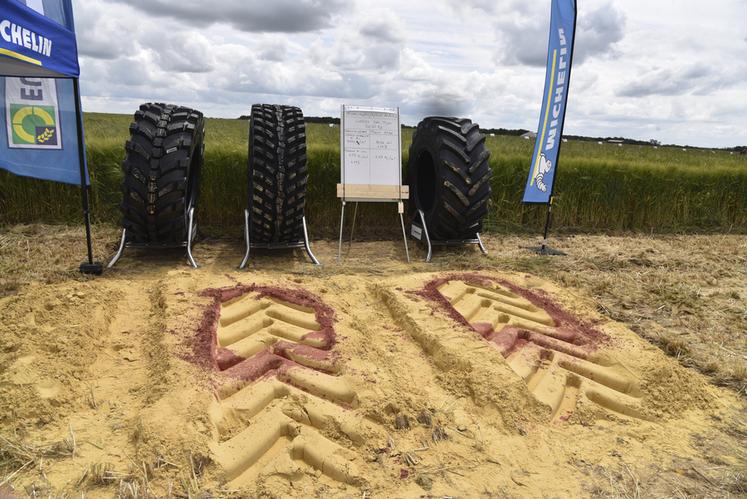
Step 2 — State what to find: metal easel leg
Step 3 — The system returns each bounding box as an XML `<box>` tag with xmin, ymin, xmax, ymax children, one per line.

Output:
<box><xmin>337</xmin><ymin>201</ymin><xmax>346</xmax><ymax>262</ymax></box>
<box><xmin>476</xmin><ymin>233</ymin><xmax>488</xmax><ymax>255</ymax></box>
<box><xmin>107</xmin><ymin>228</ymin><xmax>128</xmax><ymax>269</ymax></box>
<box><xmin>418</xmin><ymin>209</ymin><xmax>432</xmax><ymax>263</ymax></box>
<box><xmin>239</xmin><ymin>209</ymin><xmax>251</xmax><ymax>269</ymax></box>
<box><xmin>348</xmin><ymin>202</ymin><xmax>358</xmax><ymax>249</ymax></box>
<box><xmin>302</xmin><ymin>216</ymin><xmax>321</xmax><ymax>265</ymax></box>
<box><xmin>186</xmin><ymin>207</ymin><xmax>198</xmax><ymax>268</ymax></box>
<box><xmin>399</xmin><ymin>208</ymin><xmax>410</xmax><ymax>263</ymax></box>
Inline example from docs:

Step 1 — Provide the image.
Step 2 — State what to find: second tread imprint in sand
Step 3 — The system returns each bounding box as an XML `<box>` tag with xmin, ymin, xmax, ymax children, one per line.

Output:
<box><xmin>434</xmin><ymin>278</ymin><xmax>649</xmax><ymax>421</ymax></box>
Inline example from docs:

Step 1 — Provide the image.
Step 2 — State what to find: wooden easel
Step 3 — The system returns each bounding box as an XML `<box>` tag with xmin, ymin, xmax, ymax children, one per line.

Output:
<box><xmin>336</xmin><ymin>105</ymin><xmax>410</xmax><ymax>262</ymax></box>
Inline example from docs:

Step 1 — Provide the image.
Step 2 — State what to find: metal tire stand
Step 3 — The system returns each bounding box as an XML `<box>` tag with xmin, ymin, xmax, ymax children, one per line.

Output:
<box><xmin>107</xmin><ymin>207</ymin><xmax>199</xmax><ymax>269</ymax></box>
<box><xmin>239</xmin><ymin>209</ymin><xmax>320</xmax><ymax>269</ymax></box>
<box><xmin>412</xmin><ymin>209</ymin><xmax>487</xmax><ymax>263</ymax></box>
<box><xmin>337</xmin><ymin>200</ymin><xmax>410</xmax><ymax>263</ymax></box>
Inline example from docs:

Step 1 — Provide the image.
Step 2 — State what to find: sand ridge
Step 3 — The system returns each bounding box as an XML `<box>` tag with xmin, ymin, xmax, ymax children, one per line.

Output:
<box><xmin>0</xmin><ymin>267</ymin><xmax>743</xmax><ymax>497</ymax></box>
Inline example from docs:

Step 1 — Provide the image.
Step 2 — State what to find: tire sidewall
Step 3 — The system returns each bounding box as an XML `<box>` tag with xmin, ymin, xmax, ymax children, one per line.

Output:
<box><xmin>185</xmin><ymin>122</ymin><xmax>205</xmax><ymax>227</ymax></box>
<box><xmin>409</xmin><ymin>121</ymin><xmax>445</xmax><ymax>230</ymax></box>
<box><xmin>247</xmin><ymin>104</ymin><xmax>261</xmax><ymax>238</ymax></box>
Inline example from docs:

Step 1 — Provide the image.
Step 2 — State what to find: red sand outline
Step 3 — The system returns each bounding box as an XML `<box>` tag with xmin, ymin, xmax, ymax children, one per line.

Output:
<box><xmin>415</xmin><ymin>273</ymin><xmax>609</xmax><ymax>357</ymax></box>
<box><xmin>187</xmin><ymin>284</ymin><xmax>338</xmax><ymax>383</ymax></box>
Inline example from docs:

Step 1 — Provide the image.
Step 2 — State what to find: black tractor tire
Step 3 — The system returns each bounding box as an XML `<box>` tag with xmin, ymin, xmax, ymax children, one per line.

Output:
<box><xmin>408</xmin><ymin>117</ymin><xmax>492</xmax><ymax>240</ymax></box>
<box><xmin>248</xmin><ymin>104</ymin><xmax>308</xmax><ymax>244</ymax></box>
<box><xmin>120</xmin><ymin>103</ymin><xmax>205</xmax><ymax>244</ymax></box>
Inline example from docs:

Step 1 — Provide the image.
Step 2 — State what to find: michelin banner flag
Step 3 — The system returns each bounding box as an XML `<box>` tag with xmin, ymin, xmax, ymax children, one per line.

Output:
<box><xmin>522</xmin><ymin>0</ymin><xmax>576</xmax><ymax>204</ymax></box>
<box><xmin>0</xmin><ymin>0</ymin><xmax>88</xmax><ymax>185</ymax></box>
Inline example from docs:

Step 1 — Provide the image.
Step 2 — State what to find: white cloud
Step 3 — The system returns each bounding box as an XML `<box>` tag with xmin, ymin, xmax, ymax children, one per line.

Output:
<box><xmin>256</xmin><ymin>37</ymin><xmax>289</xmax><ymax>62</ymax></box>
<box><xmin>102</xmin><ymin>0</ymin><xmax>350</xmax><ymax>33</ymax></box>
<box><xmin>73</xmin><ymin>0</ymin><xmax>747</xmax><ymax>147</ymax></box>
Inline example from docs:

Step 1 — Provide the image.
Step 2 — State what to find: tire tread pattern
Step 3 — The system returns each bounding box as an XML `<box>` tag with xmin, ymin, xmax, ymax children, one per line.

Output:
<box><xmin>120</xmin><ymin>103</ymin><xmax>205</xmax><ymax>244</ymax></box>
<box><xmin>409</xmin><ymin>117</ymin><xmax>492</xmax><ymax>240</ymax></box>
<box><xmin>248</xmin><ymin>104</ymin><xmax>308</xmax><ymax>244</ymax></box>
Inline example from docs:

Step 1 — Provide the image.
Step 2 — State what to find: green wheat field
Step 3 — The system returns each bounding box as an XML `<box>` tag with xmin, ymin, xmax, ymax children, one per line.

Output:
<box><xmin>1</xmin><ymin>112</ymin><xmax>746</xmax><ymax>238</ymax></box>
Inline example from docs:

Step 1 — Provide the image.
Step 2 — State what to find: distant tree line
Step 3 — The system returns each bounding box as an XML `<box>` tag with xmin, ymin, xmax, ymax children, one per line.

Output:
<box><xmin>561</xmin><ymin>135</ymin><xmax>653</xmax><ymax>146</ymax></box>
<box><xmin>304</xmin><ymin>116</ymin><xmax>339</xmax><ymax>125</ymax></box>
<box><xmin>239</xmin><ymin>115</ymin><xmax>416</xmax><ymax>128</ymax></box>
<box><xmin>239</xmin><ymin>115</ymin><xmax>340</xmax><ymax>124</ymax></box>
<box><xmin>236</xmin><ymin>115</ymin><xmax>746</xmax><ymax>151</ymax></box>
<box><xmin>480</xmin><ymin>127</ymin><xmax>530</xmax><ymax>136</ymax></box>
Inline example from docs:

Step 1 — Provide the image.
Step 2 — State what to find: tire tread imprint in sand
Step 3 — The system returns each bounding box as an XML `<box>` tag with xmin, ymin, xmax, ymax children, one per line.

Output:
<box><xmin>207</xmin><ymin>288</ymin><xmax>377</xmax><ymax>487</ymax></box>
<box><xmin>436</xmin><ymin>279</ymin><xmax>650</xmax><ymax>422</ymax></box>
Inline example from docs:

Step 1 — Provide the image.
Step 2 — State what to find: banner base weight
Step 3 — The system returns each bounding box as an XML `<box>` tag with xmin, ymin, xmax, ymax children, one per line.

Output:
<box><xmin>524</xmin><ymin>244</ymin><xmax>566</xmax><ymax>256</ymax></box>
<box><xmin>79</xmin><ymin>262</ymin><xmax>104</xmax><ymax>275</ymax></box>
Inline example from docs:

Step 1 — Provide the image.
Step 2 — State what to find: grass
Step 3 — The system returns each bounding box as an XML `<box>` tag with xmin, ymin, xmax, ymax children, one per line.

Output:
<box><xmin>0</xmin><ymin>430</ymin><xmax>209</xmax><ymax>498</ymax></box>
<box><xmin>0</xmin><ymin>112</ymin><xmax>746</xmax><ymax>237</ymax></box>
<box><xmin>0</xmin><ymin>432</ymin><xmax>76</xmax><ymax>489</ymax></box>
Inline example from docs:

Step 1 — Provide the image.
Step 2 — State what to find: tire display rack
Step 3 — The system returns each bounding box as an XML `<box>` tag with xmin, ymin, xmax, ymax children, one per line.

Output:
<box><xmin>410</xmin><ymin>209</ymin><xmax>487</xmax><ymax>263</ymax></box>
<box><xmin>407</xmin><ymin>117</ymin><xmax>491</xmax><ymax>262</ymax></box>
<box><xmin>239</xmin><ymin>208</ymin><xmax>319</xmax><ymax>268</ymax></box>
<box><xmin>239</xmin><ymin>104</ymin><xmax>319</xmax><ymax>268</ymax></box>
<box><xmin>106</xmin><ymin>106</ymin><xmax>496</xmax><ymax>269</ymax></box>
<box><xmin>109</xmin><ymin>103</ymin><xmax>205</xmax><ymax>269</ymax></box>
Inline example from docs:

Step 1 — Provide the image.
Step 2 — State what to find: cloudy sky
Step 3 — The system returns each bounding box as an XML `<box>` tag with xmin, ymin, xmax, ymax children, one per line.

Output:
<box><xmin>72</xmin><ymin>0</ymin><xmax>747</xmax><ymax>147</ymax></box>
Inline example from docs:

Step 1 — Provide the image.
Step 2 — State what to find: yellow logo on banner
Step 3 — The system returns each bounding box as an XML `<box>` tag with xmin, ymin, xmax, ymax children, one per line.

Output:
<box><xmin>10</xmin><ymin>104</ymin><xmax>57</xmax><ymax>146</ymax></box>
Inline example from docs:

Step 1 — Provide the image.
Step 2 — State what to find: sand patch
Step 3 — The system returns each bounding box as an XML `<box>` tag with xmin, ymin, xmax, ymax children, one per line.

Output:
<box><xmin>0</xmin><ymin>269</ymin><xmax>743</xmax><ymax>497</ymax></box>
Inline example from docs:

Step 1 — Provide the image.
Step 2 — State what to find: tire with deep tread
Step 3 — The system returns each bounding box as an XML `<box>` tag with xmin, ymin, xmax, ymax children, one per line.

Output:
<box><xmin>408</xmin><ymin>117</ymin><xmax>492</xmax><ymax>240</ymax></box>
<box><xmin>120</xmin><ymin>102</ymin><xmax>205</xmax><ymax>244</ymax></box>
<box><xmin>248</xmin><ymin>104</ymin><xmax>308</xmax><ymax>245</ymax></box>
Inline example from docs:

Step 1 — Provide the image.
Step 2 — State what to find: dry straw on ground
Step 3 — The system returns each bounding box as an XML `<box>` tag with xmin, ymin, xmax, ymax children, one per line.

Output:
<box><xmin>0</xmin><ymin>225</ymin><xmax>745</xmax><ymax>497</ymax></box>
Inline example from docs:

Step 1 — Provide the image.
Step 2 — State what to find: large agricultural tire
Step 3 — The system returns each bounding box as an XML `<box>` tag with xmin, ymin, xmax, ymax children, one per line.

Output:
<box><xmin>408</xmin><ymin>117</ymin><xmax>492</xmax><ymax>240</ymax></box>
<box><xmin>248</xmin><ymin>104</ymin><xmax>308</xmax><ymax>245</ymax></box>
<box><xmin>120</xmin><ymin>103</ymin><xmax>205</xmax><ymax>244</ymax></box>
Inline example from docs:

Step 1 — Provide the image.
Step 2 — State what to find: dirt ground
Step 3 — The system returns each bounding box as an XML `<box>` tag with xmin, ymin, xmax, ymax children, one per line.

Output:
<box><xmin>0</xmin><ymin>224</ymin><xmax>745</xmax><ymax>498</ymax></box>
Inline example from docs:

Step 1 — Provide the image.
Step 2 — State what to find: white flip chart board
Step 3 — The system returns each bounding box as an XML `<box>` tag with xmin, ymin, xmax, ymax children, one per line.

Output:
<box><xmin>339</xmin><ymin>105</ymin><xmax>405</xmax><ymax>201</ymax></box>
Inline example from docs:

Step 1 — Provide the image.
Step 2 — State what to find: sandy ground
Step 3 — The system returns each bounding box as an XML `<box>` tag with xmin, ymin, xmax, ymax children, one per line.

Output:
<box><xmin>0</xmin><ymin>224</ymin><xmax>745</xmax><ymax>498</ymax></box>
